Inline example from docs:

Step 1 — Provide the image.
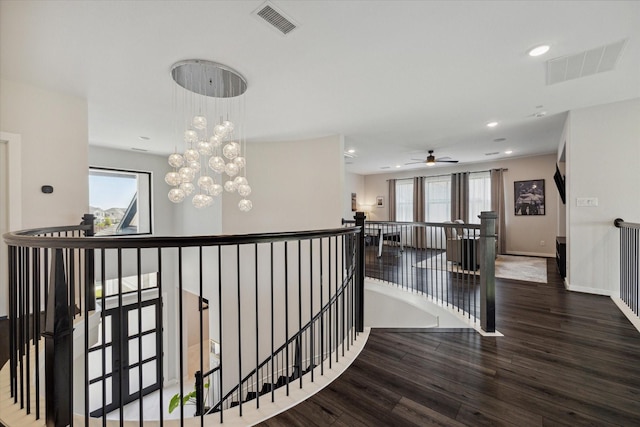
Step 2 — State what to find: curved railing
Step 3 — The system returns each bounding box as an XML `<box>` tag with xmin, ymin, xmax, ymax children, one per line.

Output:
<box><xmin>2</xmin><ymin>217</ymin><xmax>362</xmax><ymax>426</ymax></box>
<box><xmin>344</xmin><ymin>212</ymin><xmax>497</xmax><ymax>330</ymax></box>
<box><xmin>614</xmin><ymin>218</ymin><xmax>640</xmax><ymax>317</ymax></box>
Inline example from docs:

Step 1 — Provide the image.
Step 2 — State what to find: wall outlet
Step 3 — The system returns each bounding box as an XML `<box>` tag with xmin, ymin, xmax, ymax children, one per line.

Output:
<box><xmin>576</xmin><ymin>197</ymin><xmax>598</xmax><ymax>207</ymax></box>
<box><xmin>540</xmin><ymin>240</ymin><xmax>545</xmax><ymax>246</ymax></box>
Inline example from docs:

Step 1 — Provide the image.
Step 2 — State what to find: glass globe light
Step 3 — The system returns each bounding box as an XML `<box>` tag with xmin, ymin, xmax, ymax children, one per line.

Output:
<box><xmin>168</xmin><ymin>188</ymin><xmax>185</xmax><ymax>203</ymax></box>
<box><xmin>184</xmin><ymin>148</ymin><xmax>199</xmax><ymax>163</ymax></box>
<box><xmin>234</xmin><ymin>176</ymin><xmax>248</xmax><ymax>186</ymax></box>
<box><xmin>209</xmin><ymin>135</ymin><xmax>222</xmax><ymax>148</ymax></box>
<box><xmin>208</xmin><ymin>156</ymin><xmax>226</xmax><ymax>174</ymax></box>
<box><xmin>165</xmin><ymin>171</ymin><xmax>182</xmax><ymax>186</ymax></box>
<box><xmin>197</xmin><ymin>140</ymin><xmax>213</xmax><ymax>156</ymax></box>
<box><xmin>192</xmin><ymin>194</ymin><xmax>212</xmax><ymax>209</ymax></box>
<box><xmin>192</xmin><ymin>115</ymin><xmax>207</xmax><ymax>130</ymax></box>
<box><xmin>179</xmin><ymin>166</ymin><xmax>195</xmax><ymax>183</ymax></box>
<box><xmin>223</xmin><ymin>142</ymin><xmax>239</xmax><ymax>160</ymax></box>
<box><xmin>224</xmin><ymin>162</ymin><xmax>239</xmax><ymax>177</ymax></box>
<box><xmin>168</xmin><ymin>153</ymin><xmax>184</xmax><ymax>168</ymax></box>
<box><xmin>209</xmin><ymin>183</ymin><xmax>223</xmax><ymax>196</ymax></box>
<box><xmin>188</xmin><ymin>160</ymin><xmax>200</xmax><ymax>173</ymax></box>
<box><xmin>180</xmin><ymin>182</ymin><xmax>195</xmax><ymax>196</ymax></box>
<box><xmin>238</xmin><ymin>199</ymin><xmax>253</xmax><ymax>212</ymax></box>
<box><xmin>222</xmin><ymin>120</ymin><xmax>234</xmax><ymax>133</ymax></box>
<box><xmin>184</xmin><ymin>130</ymin><xmax>198</xmax><ymax>143</ymax></box>
<box><xmin>238</xmin><ymin>184</ymin><xmax>252</xmax><ymax>197</ymax></box>
<box><xmin>213</xmin><ymin>124</ymin><xmax>227</xmax><ymax>137</ymax></box>
<box><xmin>197</xmin><ymin>175</ymin><xmax>214</xmax><ymax>190</ymax></box>
<box><xmin>224</xmin><ymin>180</ymin><xmax>237</xmax><ymax>193</ymax></box>
<box><xmin>234</xmin><ymin>156</ymin><xmax>246</xmax><ymax>169</ymax></box>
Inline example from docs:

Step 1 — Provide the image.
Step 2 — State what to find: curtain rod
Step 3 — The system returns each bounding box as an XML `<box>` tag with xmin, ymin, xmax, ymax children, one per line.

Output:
<box><xmin>386</xmin><ymin>168</ymin><xmax>508</xmax><ymax>182</ymax></box>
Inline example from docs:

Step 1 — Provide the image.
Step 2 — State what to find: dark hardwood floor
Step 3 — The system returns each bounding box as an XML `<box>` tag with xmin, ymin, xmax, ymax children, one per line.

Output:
<box><xmin>261</xmin><ymin>258</ymin><xmax>640</xmax><ymax>426</ymax></box>
<box><xmin>2</xmin><ymin>251</ymin><xmax>639</xmax><ymax>426</ymax></box>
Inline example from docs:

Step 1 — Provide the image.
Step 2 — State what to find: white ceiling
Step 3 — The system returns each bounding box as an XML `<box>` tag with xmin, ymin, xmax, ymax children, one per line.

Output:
<box><xmin>1</xmin><ymin>1</ymin><xmax>639</xmax><ymax>175</ymax></box>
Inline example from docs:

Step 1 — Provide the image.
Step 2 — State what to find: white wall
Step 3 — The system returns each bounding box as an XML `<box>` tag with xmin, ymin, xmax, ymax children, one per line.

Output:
<box><xmin>565</xmin><ymin>98</ymin><xmax>640</xmax><ymax>295</ymax></box>
<box><xmin>1</xmin><ymin>79</ymin><xmax>87</xmax><ymax>318</ymax></box>
<box><xmin>363</xmin><ymin>154</ymin><xmax>559</xmax><ymax>256</ymax></box>
<box><xmin>344</xmin><ymin>172</ymin><xmax>365</xmax><ymax>220</ymax></box>
<box><xmin>0</xmin><ymin>78</ymin><xmax>88</xmax><ymax>228</ymax></box>
<box><xmin>222</xmin><ymin>135</ymin><xmax>345</xmax><ymax>234</ymax></box>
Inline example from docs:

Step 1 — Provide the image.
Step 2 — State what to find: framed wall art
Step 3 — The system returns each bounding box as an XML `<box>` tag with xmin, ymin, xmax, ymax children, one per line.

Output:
<box><xmin>514</xmin><ymin>179</ymin><xmax>545</xmax><ymax>216</ymax></box>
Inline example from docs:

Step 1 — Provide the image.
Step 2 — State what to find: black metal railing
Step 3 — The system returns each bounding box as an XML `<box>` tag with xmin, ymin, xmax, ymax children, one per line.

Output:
<box><xmin>615</xmin><ymin>218</ymin><xmax>640</xmax><ymax>316</ymax></box>
<box><xmin>2</xmin><ymin>217</ymin><xmax>362</xmax><ymax>426</ymax></box>
<box><xmin>344</xmin><ymin>212</ymin><xmax>497</xmax><ymax>331</ymax></box>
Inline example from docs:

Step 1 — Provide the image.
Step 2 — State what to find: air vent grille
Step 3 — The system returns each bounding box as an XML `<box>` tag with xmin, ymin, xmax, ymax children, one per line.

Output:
<box><xmin>255</xmin><ymin>2</ymin><xmax>297</xmax><ymax>35</ymax></box>
<box><xmin>546</xmin><ymin>39</ymin><xmax>627</xmax><ymax>85</ymax></box>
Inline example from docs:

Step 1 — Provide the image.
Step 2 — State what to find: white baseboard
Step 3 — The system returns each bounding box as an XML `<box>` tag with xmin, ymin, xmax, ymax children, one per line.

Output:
<box><xmin>611</xmin><ymin>297</ymin><xmax>640</xmax><ymax>333</ymax></box>
<box><xmin>506</xmin><ymin>251</ymin><xmax>554</xmax><ymax>258</ymax></box>
<box><xmin>563</xmin><ymin>281</ymin><xmax>612</xmax><ymax>296</ymax></box>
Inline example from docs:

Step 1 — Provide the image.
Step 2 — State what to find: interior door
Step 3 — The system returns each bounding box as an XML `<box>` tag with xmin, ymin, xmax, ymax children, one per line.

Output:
<box><xmin>88</xmin><ymin>297</ymin><xmax>162</xmax><ymax>417</ymax></box>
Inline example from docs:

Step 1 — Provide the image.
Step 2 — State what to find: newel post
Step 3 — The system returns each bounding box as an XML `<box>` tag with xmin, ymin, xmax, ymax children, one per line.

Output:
<box><xmin>43</xmin><ymin>249</ymin><xmax>72</xmax><ymax>427</ymax></box>
<box><xmin>354</xmin><ymin>211</ymin><xmax>366</xmax><ymax>332</ymax></box>
<box><xmin>479</xmin><ymin>211</ymin><xmax>497</xmax><ymax>333</ymax></box>
<box><xmin>81</xmin><ymin>214</ymin><xmax>95</xmax><ymax>312</ymax></box>
<box><xmin>194</xmin><ymin>370</ymin><xmax>204</xmax><ymax>416</ymax></box>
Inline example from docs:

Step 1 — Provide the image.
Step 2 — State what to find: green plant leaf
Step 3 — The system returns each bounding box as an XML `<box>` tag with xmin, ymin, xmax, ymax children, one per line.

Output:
<box><xmin>168</xmin><ymin>394</ymin><xmax>181</xmax><ymax>414</ymax></box>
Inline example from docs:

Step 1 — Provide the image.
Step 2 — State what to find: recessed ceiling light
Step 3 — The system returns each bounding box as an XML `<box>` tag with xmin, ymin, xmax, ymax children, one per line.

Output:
<box><xmin>505</xmin><ymin>150</ymin><xmax>513</xmax><ymax>154</ymax></box>
<box><xmin>138</xmin><ymin>136</ymin><xmax>150</xmax><ymax>141</ymax></box>
<box><xmin>395</xmin><ymin>165</ymin><xmax>401</xmax><ymax>168</ymax></box>
<box><xmin>528</xmin><ymin>45</ymin><xmax>550</xmax><ymax>57</ymax></box>
<box><xmin>347</xmin><ymin>149</ymin><xmax>355</xmax><ymax>154</ymax></box>
<box><xmin>486</xmin><ymin>121</ymin><xmax>499</xmax><ymax>128</ymax></box>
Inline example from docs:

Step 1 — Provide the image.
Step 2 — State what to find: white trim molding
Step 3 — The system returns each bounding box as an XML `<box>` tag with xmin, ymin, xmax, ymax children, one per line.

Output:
<box><xmin>0</xmin><ymin>131</ymin><xmax>22</xmax><ymax>231</ymax></box>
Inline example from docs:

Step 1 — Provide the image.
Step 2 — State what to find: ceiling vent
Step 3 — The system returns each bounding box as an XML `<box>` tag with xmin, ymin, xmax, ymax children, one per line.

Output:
<box><xmin>253</xmin><ymin>1</ymin><xmax>298</xmax><ymax>35</ymax></box>
<box><xmin>546</xmin><ymin>39</ymin><xmax>628</xmax><ymax>85</ymax></box>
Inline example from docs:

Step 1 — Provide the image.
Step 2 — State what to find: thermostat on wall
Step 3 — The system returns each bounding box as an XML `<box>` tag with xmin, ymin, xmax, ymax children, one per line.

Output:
<box><xmin>41</xmin><ymin>185</ymin><xmax>54</xmax><ymax>194</ymax></box>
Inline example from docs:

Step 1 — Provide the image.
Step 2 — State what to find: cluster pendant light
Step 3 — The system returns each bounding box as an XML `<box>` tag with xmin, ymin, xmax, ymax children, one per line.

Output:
<box><xmin>165</xmin><ymin>60</ymin><xmax>252</xmax><ymax>211</ymax></box>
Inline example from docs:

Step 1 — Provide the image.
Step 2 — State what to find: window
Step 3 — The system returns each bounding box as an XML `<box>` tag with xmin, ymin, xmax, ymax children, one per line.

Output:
<box><xmin>395</xmin><ymin>180</ymin><xmax>413</xmax><ymax>221</ymax></box>
<box><xmin>89</xmin><ymin>167</ymin><xmax>152</xmax><ymax>236</ymax></box>
<box><xmin>468</xmin><ymin>171</ymin><xmax>491</xmax><ymax>223</ymax></box>
<box><xmin>424</xmin><ymin>176</ymin><xmax>451</xmax><ymax>222</ymax></box>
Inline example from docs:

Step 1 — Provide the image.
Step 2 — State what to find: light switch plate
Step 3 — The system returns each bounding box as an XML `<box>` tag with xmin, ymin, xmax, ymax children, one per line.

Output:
<box><xmin>576</xmin><ymin>197</ymin><xmax>598</xmax><ymax>207</ymax></box>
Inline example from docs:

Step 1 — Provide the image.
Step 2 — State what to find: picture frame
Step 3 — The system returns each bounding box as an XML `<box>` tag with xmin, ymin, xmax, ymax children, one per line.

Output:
<box><xmin>351</xmin><ymin>193</ymin><xmax>357</xmax><ymax>211</ymax></box>
<box><xmin>514</xmin><ymin>179</ymin><xmax>545</xmax><ymax>216</ymax></box>
<box><xmin>376</xmin><ymin>196</ymin><xmax>384</xmax><ymax>208</ymax></box>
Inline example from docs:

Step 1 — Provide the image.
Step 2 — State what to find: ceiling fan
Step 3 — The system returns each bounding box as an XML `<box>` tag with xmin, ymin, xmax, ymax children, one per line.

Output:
<box><xmin>406</xmin><ymin>150</ymin><xmax>459</xmax><ymax>167</ymax></box>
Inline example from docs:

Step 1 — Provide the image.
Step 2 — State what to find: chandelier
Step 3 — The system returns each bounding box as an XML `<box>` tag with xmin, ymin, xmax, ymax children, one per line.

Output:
<box><xmin>165</xmin><ymin>59</ymin><xmax>252</xmax><ymax>211</ymax></box>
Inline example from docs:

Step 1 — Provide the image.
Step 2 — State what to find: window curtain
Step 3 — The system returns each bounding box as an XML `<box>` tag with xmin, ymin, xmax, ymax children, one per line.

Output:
<box><xmin>388</xmin><ymin>179</ymin><xmax>396</xmax><ymax>221</ymax></box>
<box><xmin>491</xmin><ymin>169</ymin><xmax>507</xmax><ymax>254</ymax></box>
<box><xmin>413</xmin><ymin>176</ymin><xmax>426</xmax><ymax>248</ymax></box>
<box><xmin>451</xmin><ymin>172</ymin><xmax>469</xmax><ymax>222</ymax></box>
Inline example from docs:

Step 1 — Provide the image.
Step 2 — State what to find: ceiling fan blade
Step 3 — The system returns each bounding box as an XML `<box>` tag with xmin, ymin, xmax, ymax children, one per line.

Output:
<box><xmin>404</xmin><ymin>161</ymin><xmax>425</xmax><ymax>165</ymax></box>
<box><xmin>436</xmin><ymin>159</ymin><xmax>459</xmax><ymax>163</ymax></box>
<box><xmin>410</xmin><ymin>158</ymin><xmax>425</xmax><ymax>161</ymax></box>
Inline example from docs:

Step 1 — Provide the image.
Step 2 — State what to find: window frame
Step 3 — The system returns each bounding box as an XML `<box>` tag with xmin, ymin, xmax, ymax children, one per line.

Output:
<box><xmin>89</xmin><ymin>166</ymin><xmax>153</xmax><ymax>236</ymax></box>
